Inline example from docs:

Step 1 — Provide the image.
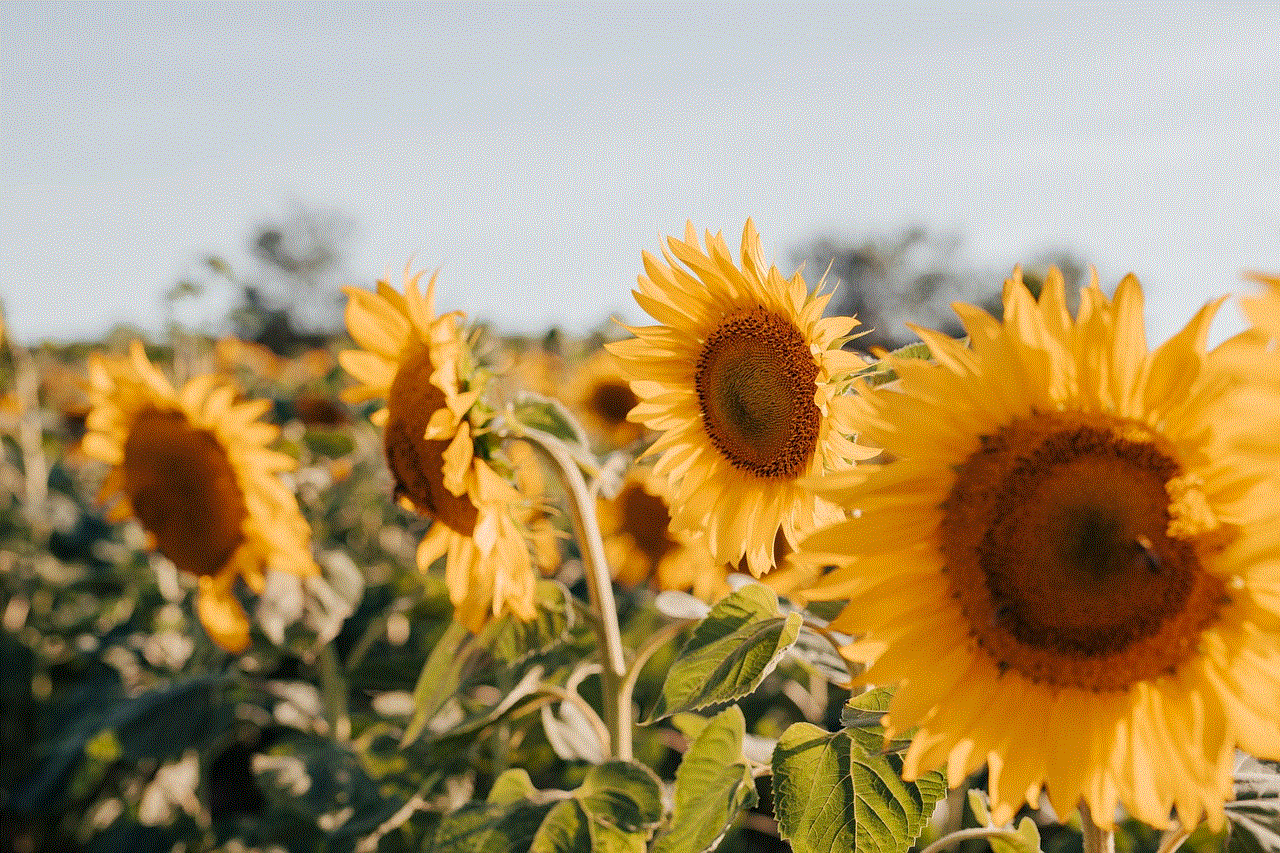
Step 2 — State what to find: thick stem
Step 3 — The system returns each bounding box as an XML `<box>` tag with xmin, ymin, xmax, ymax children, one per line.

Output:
<box><xmin>512</xmin><ymin>425</ymin><xmax>631</xmax><ymax>760</ymax></box>
<box><xmin>1079</xmin><ymin>804</ymin><xmax>1115</xmax><ymax>853</ymax></box>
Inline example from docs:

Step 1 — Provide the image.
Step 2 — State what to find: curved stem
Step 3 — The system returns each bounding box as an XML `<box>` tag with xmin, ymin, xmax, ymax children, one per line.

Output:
<box><xmin>508</xmin><ymin>424</ymin><xmax>631</xmax><ymax>760</ymax></box>
<box><xmin>917</xmin><ymin>827</ymin><xmax>1028</xmax><ymax>853</ymax></box>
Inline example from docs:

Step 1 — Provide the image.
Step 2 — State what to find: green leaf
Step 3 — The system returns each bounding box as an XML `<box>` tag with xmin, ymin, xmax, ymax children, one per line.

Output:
<box><xmin>855</xmin><ymin>340</ymin><xmax>937</xmax><ymax>387</ymax></box>
<box><xmin>476</xmin><ymin>579</ymin><xmax>576</xmax><ymax>666</ymax></box>
<box><xmin>433</xmin><ymin>800</ymin><xmax>554</xmax><ymax>853</ymax></box>
<box><xmin>511</xmin><ymin>393</ymin><xmax>590</xmax><ymax>446</ymax></box>
<box><xmin>841</xmin><ymin>687</ymin><xmax>912</xmax><ymax>752</ymax></box>
<box><xmin>433</xmin><ymin>761</ymin><xmax>662</xmax><ymax>853</ymax></box>
<box><xmin>645</xmin><ymin>585</ymin><xmax>803</xmax><ymax>722</ymax></box>
<box><xmin>578</xmin><ymin>761</ymin><xmax>664</xmax><ymax>834</ymax></box>
<box><xmin>840</xmin><ymin>686</ymin><xmax>893</xmax><ymax>728</ymax></box>
<box><xmin>531</xmin><ymin>800</ymin><xmax>594</xmax><ymax>853</ymax></box>
<box><xmin>402</xmin><ymin>620</ymin><xmax>474</xmax><ymax>747</ymax></box>
<box><xmin>772</xmin><ymin>722</ymin><xmax>946</xmax><ymax>853</ymax></box>
<box><xmin>654</xmin><ymin>706</ymin><xmax>759</xmax><ymax>853</ymax></box>
<box><xmin>253</xmin><ymin>733</ymin><xmax>404</xmax><ymax>846</ymax></box>
<box><xmin>489</xmin><ymin>768</ymin><xmax>539</xmax><ymax>805</ymax></box>
<box><xmin>968</xmin><ymin>790</ymin><xmax>1043</xmax><ymax>853</ymax></box>
<box><xmin>433</xmin><ymin>664</ymin><xmax>547</xmax><ymax>739</ymax></box>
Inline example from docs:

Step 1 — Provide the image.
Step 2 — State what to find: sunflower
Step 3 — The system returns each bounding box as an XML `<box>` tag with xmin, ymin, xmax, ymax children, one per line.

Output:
<box><xmin>797</xmin><ymin>269</ymin><xmax>1280</xmax><ymax>830</ymax></box>
<box><xmin>566</xmin><ymin>349</ymin><xmax>644</xmax><ymax>448</ymax></box>
<box><xmin>340</xmin><ymin>268</ymin><xmax>541</xmax><ymax>630</ymax></box>
<box><xmin>597</xmin><ymin>465</ymin><xmax>727</xmax><ymax>601</ymax></box>
<box><xmin>84</xmin><ymin>341</ymin><xmax>318</xmax><ymax>652</ymax></box>
<box><xmin>607</xmin><ymin>221</ymin><xmax>876</xmax><ymax>575</ymax></box>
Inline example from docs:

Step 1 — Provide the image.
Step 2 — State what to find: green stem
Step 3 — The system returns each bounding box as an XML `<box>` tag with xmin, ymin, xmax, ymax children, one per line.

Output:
<box><xmin>510</xmin><ymin>424</ymin><xmax>631</xmax><ymax>760</ymax></box>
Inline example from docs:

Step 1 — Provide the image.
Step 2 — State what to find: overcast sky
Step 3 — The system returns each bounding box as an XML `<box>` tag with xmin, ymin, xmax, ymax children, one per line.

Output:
<box><xmin>3</xmin><ymin>2</ymin><xmax>1278</xmax><ymax>347</ymax></box>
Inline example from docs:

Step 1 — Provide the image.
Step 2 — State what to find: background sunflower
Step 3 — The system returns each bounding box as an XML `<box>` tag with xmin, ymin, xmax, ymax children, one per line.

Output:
<box><xmin>84</xmin><ymin>340</ymin><xmax>318</xmax><ymax>652</ymax></box>
<box><xmin>608</xmin><ymin>221</ymin><xmax>877</xmax><ymax>576</ymax></box>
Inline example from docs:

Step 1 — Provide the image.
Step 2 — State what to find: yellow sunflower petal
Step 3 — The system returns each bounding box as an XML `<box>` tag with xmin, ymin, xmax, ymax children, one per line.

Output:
<box><xmin>196</xmin><ymin>572</ymin><xmax>251</xmax><ymax>653</ymax></box>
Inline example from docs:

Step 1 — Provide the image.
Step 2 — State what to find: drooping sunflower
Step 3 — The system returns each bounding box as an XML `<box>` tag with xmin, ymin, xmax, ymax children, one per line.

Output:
<box><xmin>84</xmin><ymin>341</ymin><xmax>319</xmax><ymax>652</ymax></box>
<box><xmin>798</xmin><ymin>269</ymin><xmax>1280</xmax><ymax>830</ymax></box>
<box><xmin>607</xmin><ymin>221</ymin><xmax>877</xmax><ymax>575</ymax></box>
<box><xmin>340</xmin><ymin>268</ymin><xmax>542</xmax><ymax>630</ymax></box>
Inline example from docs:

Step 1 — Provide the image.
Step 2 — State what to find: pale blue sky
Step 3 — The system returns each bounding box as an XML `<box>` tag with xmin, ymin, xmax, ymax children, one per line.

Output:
<box><xmin>2</xmin><ymin>2</ymin><xmax>1278</xmax><ymax>346</ymax></box>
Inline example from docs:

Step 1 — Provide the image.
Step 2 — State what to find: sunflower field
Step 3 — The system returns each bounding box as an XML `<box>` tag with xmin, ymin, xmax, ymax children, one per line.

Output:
<box><xmin>2</xmin><ymin>223</ymin><xmax>1279</xmax><ymax>853</ymax></box>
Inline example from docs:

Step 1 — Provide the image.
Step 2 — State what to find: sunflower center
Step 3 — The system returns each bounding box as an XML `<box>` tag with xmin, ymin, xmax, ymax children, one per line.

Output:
<box><xmin>384</xmin><ymin>342</ymin><xmax>478</xmax><ymax>536</ymax></box>
<box><xmin>618</xmin><ymin>482</ymin><xmax>679</xmax><ymax>567</ymax></box>
<box><xmin>588</xmin><ymin>380</ymin><xmax>638</xmax><ymax>429</ymax></box>
<box><xmin>122</xmin><ymin>408</ymin><xmax>247</xmax><ymax>578</ymax></box>
<box><xmin>940</xmin><ymin>411</ymin><xmax>1230</xmax><ymax>692</ymax></box>
<box><xmin>694</xmin><ymin>307</ymin><xmax>821</xmax><ymax>479</ymax></box>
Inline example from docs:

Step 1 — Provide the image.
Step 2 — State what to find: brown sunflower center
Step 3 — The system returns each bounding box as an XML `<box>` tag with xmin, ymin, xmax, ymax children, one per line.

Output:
<box><xmin>588</xmin><ymin>379</ymin><xmax>638</xmax><ymax>429</ymax></box>
<box><xmin>940</xmin><ymin>411</ymin><xmax>1231</xmax><ymax>692</ymax></box>
<box><xmin>618</xmin><ymin>482</ymin><xmax>679</xmax><ymax>568</ymax></box>
<box><xmin>122</xmin><ymin>408</ymin><xmax>247</xmax><ymax>578</ymax></box>
<box><xmin>384</xmin><ymin>343</ymin><xmax>478</xmax><ymax>536</ymax></box>
<box><xmin>694</xmin><ymin>307</ymin><xmax>821</xmax><ymax>479</ymax></box>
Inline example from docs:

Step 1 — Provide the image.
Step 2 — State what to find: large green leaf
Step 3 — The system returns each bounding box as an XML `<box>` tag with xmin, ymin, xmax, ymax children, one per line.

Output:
<box><xmin>432</xmin><ymin>761</ymin><xmax>662</xmax><ymax>853</ymax></box>
<box><xmin>645</xmin><ymin>585</ymin><xmax>802</xmax><ymax>722</ymax></box>
<box><xmin>771</xmin><ymin>721</ymin><xmax>945</xmax><ymax>853</ymax></box>
<box><xmin>654</xmin><ymin>705</ymin><xmax>759</xmax><ymax>853</ymax></box>
<box><xmin>252</xmin><ymin>733</ymin><xmax>402</xmax><ymax>849</ymax></box>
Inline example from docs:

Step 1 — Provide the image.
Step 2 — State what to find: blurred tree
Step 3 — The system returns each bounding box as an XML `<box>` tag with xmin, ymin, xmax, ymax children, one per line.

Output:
<box><xmin>791</xmin><ymin>227</ymin><xmax>1089</xmax><ymax>351</ymax></box>
<box><xmin>230</xmin><ymin>205</ymin><xmax>353</xmax><ymax>355</ymax></box>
